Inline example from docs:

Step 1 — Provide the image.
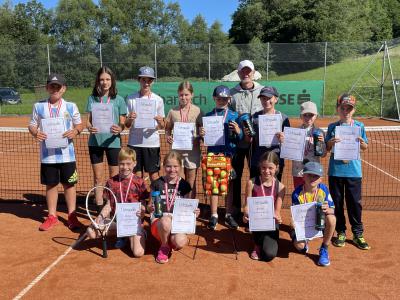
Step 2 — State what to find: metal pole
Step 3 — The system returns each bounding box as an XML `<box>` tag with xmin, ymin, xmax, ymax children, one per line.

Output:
<box><xmin>322</xmin><ymin>42</ymin><xmax>328</xmax><ymax>117</ymax></box>
<box><xmin>154</xmin><ymin>43</ymin><xmax>157</xmax><ymax>81</ymax></box>
<box><xmin>266</xmin><ymin>42</ymin><xmax>270</xmax><ymax>81</ymax></box>
<box><xmin>99</xmin><ymin>43</ymin><xmax>103</xmax><ymax>67</ymax></box>
<box><xmin>208</xmin><ymin>43</ymin><xmax>211</xmax><ymax>82</ymax></box>
<box><xmin>380</xmin><ymin>42</ymin><xmax>387</xmax><ymax>117</ymax></box>
<box><xmin>386</xmin><ymin>42</ymin><xmax>400</xmax><ymax>120</ymax></box>
<box><xmin>47</xmin><ymin>44</ymin><xmax>51</xmax><ymax>74</ymax></box>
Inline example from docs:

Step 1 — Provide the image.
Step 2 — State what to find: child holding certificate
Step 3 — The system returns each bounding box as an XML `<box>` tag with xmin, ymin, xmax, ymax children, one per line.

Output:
<box><xmin>125</xmin><ymin>66</ymin><xmax>165</xmax><ymax>183</ymax></box>
<box><xmin>165</xmin><ymin>81</ymin><xmax>203</xmax><ymax>198</ymax></box>
<box><xmin>199</xmin><ymin>85</ymin><xmax>243</xmax><ymax>231</ymax></box>
<box><xmin>325</xmin><ymin>94</ymin><xmax>370</xmax><ymax>250</ymax></box>
<box><xmin>243</xmin><ymin>151</ymin><xmax>285</xmax><ymax>262</ymax></box>
<box><xmin>148</xmin><ymin>151</ymin><xmax>199</xmax><ymax>264</ymax></box>
<box><xmin>291</xmin><ymin>162</ymin><xmax>336</xmax><ymax>267</ymax></box>
<box><xmin>86</xmin><ymin>147</ymin><xmax>149</xmax><ymax>257</ymax></box>
<box><xmin>247</xmin><ymin>86</ymin><xmax>290</xmax><ymax>180</ymax></box>
<box><xmin>28</xmin><ymin>73</ymin><xmax>84</xmax><ymax>231</ymax></box>
<box><xmin>86</xmin><ymin>67</ymin><xmax>127</xmax><ymax>212</ymax></box>
<box><xmin>292</xmin><ymin>101</ymin><xmax>326</xmax><ymax>188</ymax></box>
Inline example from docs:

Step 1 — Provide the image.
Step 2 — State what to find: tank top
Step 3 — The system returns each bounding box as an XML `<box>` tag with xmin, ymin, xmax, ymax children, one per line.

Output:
<box><xmin>251</xmin><ymin>176</ymin><xmax>278</xmax><ymax>199</ymax></box>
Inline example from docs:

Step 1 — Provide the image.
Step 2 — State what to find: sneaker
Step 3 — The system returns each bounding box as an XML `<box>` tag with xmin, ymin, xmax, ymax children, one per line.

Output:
<box><xmin>67</xmin><ymin>212</ymin><xmax>84</xmax><ymax>230</ymax></box>
<box><xmin>333</xmin><ymin>232</ymin><xmax>346</xmax><ymax>247</ymax></box>
<box><xmin>208</xmin><ymin>216</ymin><xmax>218</xmax><ymax>230</ymax></box>
<box><xmin>318</xmin><ymin>246</ymin><xmax>330</xmax><ymax>267</ymax></box>
<box><xmin>300</xmin><ymin>242</ymin><xmax>309</xmax><ymax>255</ymax></box>
<box><xmin>250</xmin><ymin>245</ymin><xmax>260</xmax><ymax>260</ymax></box>
<box><xmin>225</xmin><ymin>215</ymin><xmax>239</xmax><ymax>229</ymax></box>
<box><xmin>115</xmin><ymin>238</ymin><xmax>127</xmax><ymax>249</ymax></box>
<box><xmin>353</xmin><ymin>235</ymin><xmax>371</xmax><ymax>250</ymax></box>
<box><xmin>39</xmin><ymin>214</ymin><xmax>59</xmax><ymax>231</ymax></box>
<box><xmin>156</xmin><ymin>245</ymin><xmax>171</xmax><ymax>264</ymax></box>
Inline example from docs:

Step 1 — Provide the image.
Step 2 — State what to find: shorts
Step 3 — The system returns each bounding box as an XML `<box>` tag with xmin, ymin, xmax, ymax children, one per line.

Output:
<box><xmin>41</xmin><ymin>162</ymin><xmax>78</xmax><ymax>186</ymax></box>
<box><xmin>129</xmin><ymin>146</ymin><xmax>160</xmax><ymax>173</ymax></box>
<box><xmin>89</xmin><ymin>146</ymin><xmax>120</xmax><ymax>166</ymax></box>
<box><xmin>178</xmin><ymin>149</ymin><xmax>201</xmax><ymax>169</ymax></box>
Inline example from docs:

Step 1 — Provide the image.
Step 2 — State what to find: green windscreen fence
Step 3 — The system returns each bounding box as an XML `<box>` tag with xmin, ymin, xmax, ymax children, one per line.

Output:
<box><xmin>117</xmin><ymin>80</ymin><xmax>324</xmax><ymax>116</ymax></box>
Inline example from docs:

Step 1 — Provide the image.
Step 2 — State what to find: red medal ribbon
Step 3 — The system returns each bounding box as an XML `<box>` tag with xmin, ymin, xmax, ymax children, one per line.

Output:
<box><xmin>302</xmin><ymin>187</ymin><xmax>319</xmax><ymax>204</ymax></box>
<box><xmin>259</xmin><ymin>177</ymin><xmax>275</xmax><ymax>197</ymax></box>
<box><xmin>100</xmin><ymin>96</ymin><xmax>111</xmax><ymax>104</ymax></box>
<box><xmin>214</xmin><ymin>108</ymin><xmax>229</xmax><ymax>124</ymax></box>
<box><xmin>119</xmin><ymin>174</ymin><xmax>134</xmax><ymax>203</ymax></box>
<box><xmin>48</xmin><ymin>99</ymin><xmax>62</xmax><ymax>118</ymax></box>
<box><xmin>180</xmin><ymin>104</ymin><xmax>191</xmax><ymax>122</ymax></box>
<box><xmin>164</xmin><ymin>177</ymin><xmax>181</xmax><ymax>212</ymax></box>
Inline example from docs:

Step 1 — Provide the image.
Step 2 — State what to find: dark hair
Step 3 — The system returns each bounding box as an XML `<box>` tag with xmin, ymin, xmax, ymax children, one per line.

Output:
<box><xmin>178</xmin><ymin>81</ymin><xmax>194</xmax><ymax>94</ymax></box>
<box><xmin>258</xmin><ymin>151</ymin><xmax>280</xmax><ymax>172</ymax></box>
<box><xmin>92</xmin><ymin>66</ymin><xmax>117</xmax><ymax>98</ymax></box>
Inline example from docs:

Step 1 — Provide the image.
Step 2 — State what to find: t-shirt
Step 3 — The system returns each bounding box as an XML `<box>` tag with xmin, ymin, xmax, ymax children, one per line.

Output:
<box><xmin>126</xmin><ymin>92</ymin><xmax>165</xmax><ymax>147</ymax></box>
<box><xmin>250</xmin><ymin>110</ymin><xmax>290</xmax><ymax>168</ymax></box>
<box><xmin>85</xmin><ymin>94</ymin><xmax>127</xmax><ymax>148</ymax></box>
<box><xmin>291</xmin><ymin>183</ymin><xmax>334</xmax><ymax>208</ymax></box>
<box><xmin>105</xmin><ymin>174</ymin><xmax>149</xmax><ymax>214</ymax></box>
<box><xmin>292</xmin><ymin>125</ymin><xmax>326</xmax><ymax>177</ymax></box>
<box><xmin>325</xmin><ymin>120</ymin><xmax>368</xmax><ymax>178</ymax></box>
<box><xmin>150</xmin><ymin>176</ymin><xmax>192</xmax><ymax>213</ymax></box>
<box><xmin>251</xmin><ymin>176</ymin><xmax>279</xmax><ymax>200</ymax></box>
<box><xmin>204</xmin><ymin>108</ymin><xmax>243</xmax><ymax>157</ymax></box>
<box><xmin>29</xmin><ymin>98</ymin><xmax>81</xmax><ymax>164</ymax></box>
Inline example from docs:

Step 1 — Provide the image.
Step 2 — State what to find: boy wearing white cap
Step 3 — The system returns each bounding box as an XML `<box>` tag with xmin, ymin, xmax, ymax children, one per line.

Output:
<box><xmin>292</xmin><ymin>101</ymin><xmax>326</xmax><ymax>188</ymax></box>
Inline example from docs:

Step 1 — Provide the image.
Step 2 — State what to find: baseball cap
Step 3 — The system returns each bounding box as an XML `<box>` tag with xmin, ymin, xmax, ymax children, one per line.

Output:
<box><xmin>303</xmin><ymin>161</ymin><xmax>323</xmax><ymax>177</ymax></box>
<box><xmin>337</xmin><ymin>93</ymin><xmax>356</xmax><ymax>107</ymax></box>
<box><xmin>300</xmin><ymin>101</ymin><xmax>318</xmax><ymax>115</ymax></box>
<box><xmin>213</xmin><ymin>85</ymin><xmax>231</xmax><ymax>98</ymax></box>
<box><xmin>47</xmin><ymin>73</ymin><xmax>66</xmax><ymax>86</ymax></box>
<box><xmin>258</xmin><ymin>86</ymin><xmax>279</xmax><ymax>98</ymax></box>
<box><xmin>138</xmin><ymin>66</ymin><xmax>156</xmax><ymax>79</ymax></box>
<box><xmin>237</xmin><ymin>60</ymin><xmax>255</xmax><ymax>71</ymax></box>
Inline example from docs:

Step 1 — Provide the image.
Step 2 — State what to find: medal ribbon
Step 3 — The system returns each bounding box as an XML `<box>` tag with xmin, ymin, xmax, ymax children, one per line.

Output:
<box><xmin>302</xmin><ymin>187</ymin><xmax>319</xmax><ymax>204</ymax></box>
<box><xmin>48</xmin><ymin>99</ymin><xmax>62</xmax><ymax>118</ymax></box>
<box><xmin>259</xmin><ymin>177</ymin><xmax>275</xmax><ymax>197</ymax></box>
<box><xmin>100</xmin><ymin>96</ymin><xmax>111</xmax><ymax>104</ymax></box>
<box><xmin>214</xmin><ymin>108</ymin><xmax>229</xmax><ymax>124</ymax></box>
<box><xmin>165</xmin><ymin>177</ymin><xmax>181</xmax><ymax>212</ymax></box>
<box><xmin>180</xmin><ymin>104</ymin><xmax>191</xmax><ymax>122</ymax></box>
<box><xmin>119</xmin><ymin>174</ymin><xmax>134</xmax><ymax>203</ymax></box>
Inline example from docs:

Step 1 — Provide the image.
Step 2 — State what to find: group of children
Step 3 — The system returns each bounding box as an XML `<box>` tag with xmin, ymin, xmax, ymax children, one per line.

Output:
<box><xmin>28</xmin><ymin>64</ymin><xmax>370</xmax><ymax>266</ymax></box>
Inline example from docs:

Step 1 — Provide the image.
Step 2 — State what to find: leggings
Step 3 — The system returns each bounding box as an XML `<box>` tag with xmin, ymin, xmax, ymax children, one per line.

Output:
<box><xmin>252</xmin><ymin>227</ymin><xmax>279</xmax><ymax>262</ymax></box>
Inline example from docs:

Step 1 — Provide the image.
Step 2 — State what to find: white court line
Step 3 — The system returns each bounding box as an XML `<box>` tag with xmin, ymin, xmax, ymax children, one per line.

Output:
<box><xmin>13</xmin><ymin>233</ymin><xmax>87</xmax><ymax>300</ymax></box>
<box><xmin>372</xmin><ymin>139</ymin><xmax>400</xmax><ymax>151</ymax></box>
<box><xmin>362</xmin><ymin>159</ymin><xmax>400</xmax><ymax>183</ymax></box>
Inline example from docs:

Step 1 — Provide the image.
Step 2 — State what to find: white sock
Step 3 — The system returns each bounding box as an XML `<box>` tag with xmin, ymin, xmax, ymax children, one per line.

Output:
<box><xmin>212</xmin><ymin>213</ymin><xmax>218</xmax><ymax>218</ymax></box>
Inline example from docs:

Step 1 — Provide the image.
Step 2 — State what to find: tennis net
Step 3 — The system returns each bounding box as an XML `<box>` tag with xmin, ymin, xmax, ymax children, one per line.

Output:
<box><xmin>1</xmin><ymin>126</ymin><xmax>399</xmax><ymax>210</ymax></box>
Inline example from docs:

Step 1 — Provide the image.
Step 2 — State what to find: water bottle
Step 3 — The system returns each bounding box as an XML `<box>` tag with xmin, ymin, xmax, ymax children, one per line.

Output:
<box><xmin>228</xmin><ymin>121</ymin><xmax>236</xmax><ymax>139</ymax></box>
<box><xmin>315</xmin><ymin>201</ymin><xmax>325</xmax><ymax>230</ymax></box>
<box><xmin>313</xmin><ymin>128</ymin><xmax>324</xmax><ymax>156</ymax></box>
<box><xmin>151</xmin><ymin>191</ymin><xmax>162</xmax><ymax>218</ymax></box>
<box><xmin>239</xmin><ymin>113</ymin><xmax>256</xmax><ymax>137</ymax></box>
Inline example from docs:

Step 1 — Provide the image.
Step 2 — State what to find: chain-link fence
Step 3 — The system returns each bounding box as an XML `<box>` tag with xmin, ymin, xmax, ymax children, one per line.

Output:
<box><xmin>1</xmin><ymin>40</ymin><xmax>400</xmax><ymax>118</ymax></box>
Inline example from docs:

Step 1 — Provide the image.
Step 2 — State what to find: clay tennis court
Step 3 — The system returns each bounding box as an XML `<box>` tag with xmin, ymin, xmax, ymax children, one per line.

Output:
<box><xmin>1</xmin><ymin>116</ymin><xmax>400</xmax><ymax>299</ymax></box>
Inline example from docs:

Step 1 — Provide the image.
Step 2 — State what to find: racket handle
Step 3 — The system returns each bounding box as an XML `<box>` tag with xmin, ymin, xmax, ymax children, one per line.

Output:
<box><xmin>102</xmin><ymin>239</ymin><xmax>108</xmax><ymax>258</ymax></box>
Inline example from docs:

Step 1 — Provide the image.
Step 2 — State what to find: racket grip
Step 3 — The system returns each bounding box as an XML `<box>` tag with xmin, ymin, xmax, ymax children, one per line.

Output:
<box><xmin>102</xmin><ymin>239</ymin><xmax>108</xmax><ymax>258</ymax></box>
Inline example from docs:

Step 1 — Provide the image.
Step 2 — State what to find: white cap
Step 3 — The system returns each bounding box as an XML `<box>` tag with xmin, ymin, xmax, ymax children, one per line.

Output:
<box><xmin>300</xmin><ymin>101</ymin><xmax>318</xmax><ymax>115</ymax></box>
<box><xmin>237</xmin><ymin>60</ymin><xmax>255</xmax><ymax>71</ymax></box>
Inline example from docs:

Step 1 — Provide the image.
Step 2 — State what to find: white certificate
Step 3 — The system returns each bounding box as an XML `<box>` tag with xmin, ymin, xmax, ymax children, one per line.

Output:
<box><xmin>116</xmin><ymin>202</ymin><xmax>141</xmax><ymax>237</ymax></box>
<box><xmin>247</xmin><ymin>196</ymin><xmax>275</xmax><ymax>232</ymax></box>
<box><xmin>171</xmin><ymin>198</ymin><xmax>198</xmax><ymax>234</ymax></box>
<box><xmin>91</xmin><ymin>103</ymin><xmax>114</xmax><ymax>133</ymax></box>
<box><xmin>258</xmin><ymin>114</ymin><xmax>282</xmax><ymax>146</ymax></box>
<box><xmin>334</xmin><ymin>126</ymin><xmax>361</xmax><ymax>161</ymax></box>
<box><xmin>280</xmin><ymin>127</ymin><xmax>307</xmax><ymax>161</ymax></box>
<box><xmin>134</xmin><ymin>98</ymin><xmax>156</xmax><ymax>129</ymax></box>
<box><xmin>202</xmin><ymin>116</ymin><xmax>225</xmax><ymax>146</ymax></box>
<box><xmin>172</xmin><ymin>122</ymin><xmax>195</xmax><ymax>150</ymax></box>
<box><xmin>41</xmin><ymin>117</ymin><xmax>68</xmax><ymax>149</ymax></box>
<box><xmin>290</xmin><ymin>202</ymin><xmax>323</xmax><ymax>241</ymax></box>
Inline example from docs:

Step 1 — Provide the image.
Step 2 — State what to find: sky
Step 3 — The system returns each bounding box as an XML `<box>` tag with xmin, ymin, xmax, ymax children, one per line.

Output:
<box><xmin>8</xmin><ymin>0</ymin><xmax>239</xmax><ymax>33</ymax></box>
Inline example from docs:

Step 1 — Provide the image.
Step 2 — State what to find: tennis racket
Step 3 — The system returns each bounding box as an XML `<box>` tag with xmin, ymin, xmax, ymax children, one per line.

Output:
<box><xmin>85</xmin><ymin>186</ymin><xmax>117</xmax><ymax>258</ymax></box>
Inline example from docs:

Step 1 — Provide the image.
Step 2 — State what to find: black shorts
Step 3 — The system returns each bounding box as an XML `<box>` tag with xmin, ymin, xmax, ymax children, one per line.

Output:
<box><xmin>41</xmin><ymin>162</ymin><xmax>78</xmax><ymax>186</ymax></box>
<box><xmin>89</xmin><ymin>146</ymin><xmax>120</xmax><ymax>166</ymax></box>
<box><xmin>129</xmin><ymin>146</ymin><xmax>160</xmax><ymax>173</ymax></box>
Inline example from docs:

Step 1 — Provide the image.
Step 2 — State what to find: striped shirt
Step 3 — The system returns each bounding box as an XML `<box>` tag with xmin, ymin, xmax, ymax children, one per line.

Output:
<box><xmin>30</xmin><ymin>99</ymin><xmax>82</xmax><ymax>163</ymax></box>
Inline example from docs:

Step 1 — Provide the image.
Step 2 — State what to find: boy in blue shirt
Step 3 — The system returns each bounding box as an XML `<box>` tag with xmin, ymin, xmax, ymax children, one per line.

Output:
<box><xmin>325</xmin><ymin>94</ymin><xmax>370</xmax><ymax>250</ymax></box>
<box><xmin>200</xmin><ymin>85</ymin><xmax>243</xmax><ymax>230</ymax></box>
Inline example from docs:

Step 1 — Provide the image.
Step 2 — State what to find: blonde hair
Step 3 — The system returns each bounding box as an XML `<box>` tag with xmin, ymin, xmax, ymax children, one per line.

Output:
<box><xmin>118</xmin><ymin>147</ymin><xmax>136</xmax><ymax>162</ymax></box>
<box><xmin>163</xmin><ymin>150</ymin><xmax>183</xmax><ymax>167</ymax></box>
<box><xmin>177</xmin><ymin>81</ymin><xmax>194</xmax><ymax>94</ymax></box>
<box><xmin>258</xmin><ymin>151</ymin><xmax>280</xmax><ymax>172</ymax></box>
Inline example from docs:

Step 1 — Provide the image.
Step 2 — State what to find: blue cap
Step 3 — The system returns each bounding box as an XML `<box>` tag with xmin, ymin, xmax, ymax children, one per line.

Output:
<box><xmin>303</xmin><ymin>162</ymin><xmax>323</xmax><ymax>177</ymax></box>
<box><xmin>258</xmin><ymin>86</ymin><xmax>279</xmax><ymax>98</ymax></box>
<box><xmin>138</xmin><ymin>66</ymin><xmax>156</xmax><ymax>79</ymax></box>
<box><xmin>213</xmin><ymin>85</ymin><xmax>231</xmax><ymax>98</ymax></box>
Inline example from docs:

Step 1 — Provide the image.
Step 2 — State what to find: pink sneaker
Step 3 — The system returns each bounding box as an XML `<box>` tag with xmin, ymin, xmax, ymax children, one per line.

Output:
<box><xmin>39</xmin><ymin>214</ymin><xmax>59</xmax><ymax>231</ymax></box>
<box><xmin>156</xmin><ymin>245</ymin><xmax>171</xmax><ymax>264</ymax></box>
<box><xmin>67</xmin><ymin>212</ymin><xmax>84</xmax><ymax>230</ymax></box>
<box><xmin>250</xmin><ymin>245</ymin><xmax>261</xmax><ymax>260</ymax></box>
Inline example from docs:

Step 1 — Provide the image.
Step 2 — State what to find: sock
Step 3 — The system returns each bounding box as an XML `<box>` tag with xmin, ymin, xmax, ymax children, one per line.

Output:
<box><xmin>212</xmin><ymin>213</ymin><xmax>218</xmax><ymax>218</ymax></box>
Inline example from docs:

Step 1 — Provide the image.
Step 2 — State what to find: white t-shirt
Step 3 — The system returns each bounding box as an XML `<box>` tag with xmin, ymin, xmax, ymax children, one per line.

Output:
<box><xmin>126</xmin><ymin>92</ymin><xmax>165</xmax><ymax>147</ymax></box>
<box><xmin>30</xmin><ymin>99</ymin><xmax>81</xmax><ymax>163</ymax></box>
